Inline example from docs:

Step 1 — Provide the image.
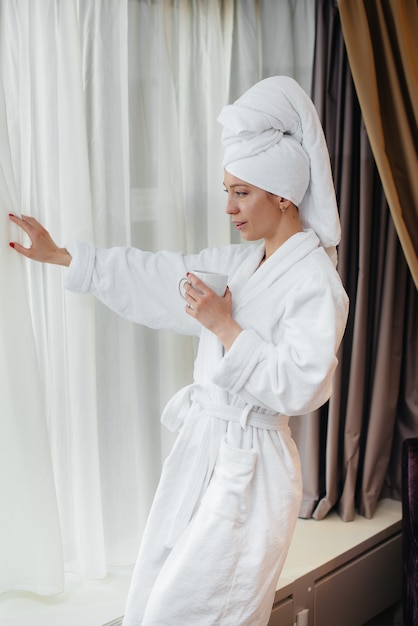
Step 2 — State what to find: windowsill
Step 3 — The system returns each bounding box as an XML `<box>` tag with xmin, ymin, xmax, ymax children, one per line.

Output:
<box><xmin>277</xmin><ymin>498</ymin><xmax>402</xmax><ymax>596</ymax></box>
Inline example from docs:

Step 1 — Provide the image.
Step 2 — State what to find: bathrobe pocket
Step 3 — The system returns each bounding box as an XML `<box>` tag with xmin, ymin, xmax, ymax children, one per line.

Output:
<box><xmin>202</xmin><ymin>435</ymin><xmax>257</xmax><ymax>524</ymax></box>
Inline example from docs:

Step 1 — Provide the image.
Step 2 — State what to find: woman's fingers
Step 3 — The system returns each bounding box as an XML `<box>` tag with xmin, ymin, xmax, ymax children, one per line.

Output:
<box><xmin>9</xmin><ymin>240</ymin><xmax>27</xmax><ymax>255</ymax></box>
<box><xmin>183</xmin><ymin>274</ymin><xmax>231</xmax><ymax>323</ymax></box>
<box><xmin>9</xmin><ymin>213</ymin><xmax>35</xmax><ymax>240</ymax></box>
<box><xmin>8</xmin><ymin>214</ymin><xmax>35</xmax><ymax>256</ymax></box>
<box><xmin>183</xmin><ymin>274</ymin><xmax>205</xmax><ymax>307</ymax></box>
<box><xmin>186</xmin><ymin>273</ymin><xmax>206</xmax><ymax>294</ymax></box>
<box><xmin>8</xmin><ymin>213</ymin><xmax>72</xmax><ymax>266</ymax></box>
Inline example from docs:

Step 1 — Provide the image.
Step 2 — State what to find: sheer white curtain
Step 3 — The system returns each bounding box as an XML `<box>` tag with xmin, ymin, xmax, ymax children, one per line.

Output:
<box><xmin>0</xmin><ymin>0</ymin><xmax>314</xmax><ymax>594</ymax></box>
<box><xmin>0</xmin><ymin>80</ymin><xmax>64</xmax><ymax>595</ymax></box>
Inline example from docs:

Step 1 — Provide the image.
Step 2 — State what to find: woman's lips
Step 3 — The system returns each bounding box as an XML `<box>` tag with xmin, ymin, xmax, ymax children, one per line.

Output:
<box><xmin>233</xmin><ymin>221</ymin><xmax>246</xmax><ymax>230</ymax></box>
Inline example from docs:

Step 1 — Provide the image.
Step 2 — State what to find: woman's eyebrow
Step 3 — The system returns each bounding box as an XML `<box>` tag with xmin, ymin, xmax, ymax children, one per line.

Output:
<box><xmin>224</xmin><ymin>183</ymin><xmax>250</xmax><ymax>189</ymax></box>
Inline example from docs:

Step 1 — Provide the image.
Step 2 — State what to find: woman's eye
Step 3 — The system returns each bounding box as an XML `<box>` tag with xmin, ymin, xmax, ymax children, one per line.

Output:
<box><xmin>222</xmin><ymin>187</ymin><xmax>247</xmax><ymax>197</ymax></box>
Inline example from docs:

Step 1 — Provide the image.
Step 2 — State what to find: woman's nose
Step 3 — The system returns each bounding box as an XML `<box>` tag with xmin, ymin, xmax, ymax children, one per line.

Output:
<box><xmin>225</xmin><ymin>196</ymin><xmax>238</xmax><ymax>214</ymax></box>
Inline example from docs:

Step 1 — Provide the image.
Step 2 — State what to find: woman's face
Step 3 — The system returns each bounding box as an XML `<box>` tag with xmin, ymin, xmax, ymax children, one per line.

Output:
<box><xmin>223</xmin><ymin>171</ymin><xmax>282</xmax><ymax>243</ymax></box>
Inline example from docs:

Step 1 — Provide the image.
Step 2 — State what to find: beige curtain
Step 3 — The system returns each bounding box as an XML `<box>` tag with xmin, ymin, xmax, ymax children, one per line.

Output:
<box><xmin>338</xmin><ymin>0</ymin><xmax>418</xmax><ymax>288</ymax></box>
<box><xmin>291</xmin><ymin>0</ymin><xmax>418</xmax><ymax>523</ymax></box>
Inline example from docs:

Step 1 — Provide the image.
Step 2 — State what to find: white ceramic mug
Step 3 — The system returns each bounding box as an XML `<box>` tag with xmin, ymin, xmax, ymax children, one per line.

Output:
<box><xmin>178</xmin><ymin>270</ymin><xmax>228</xmax><ymax>299</ymax></box>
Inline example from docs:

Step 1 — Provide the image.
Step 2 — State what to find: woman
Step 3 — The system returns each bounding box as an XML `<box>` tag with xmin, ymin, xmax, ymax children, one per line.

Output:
<box><xmin>9</xmin><ymin>76</ymin><xmax>349</xmax><ymax>625</ymax></box>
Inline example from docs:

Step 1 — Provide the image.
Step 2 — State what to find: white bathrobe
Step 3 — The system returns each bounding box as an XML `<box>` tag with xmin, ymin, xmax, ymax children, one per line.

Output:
<box><xmin>65</xmin><ymin>229</ymin><xmax>349</xmax><ymax>626</ymax></box>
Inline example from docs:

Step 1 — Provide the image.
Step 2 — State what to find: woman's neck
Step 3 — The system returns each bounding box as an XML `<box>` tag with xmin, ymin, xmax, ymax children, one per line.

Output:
<box><xmin>264</xmin><ymin>205</ymin><xmax>303</xmax><ymax>260</ymax></box>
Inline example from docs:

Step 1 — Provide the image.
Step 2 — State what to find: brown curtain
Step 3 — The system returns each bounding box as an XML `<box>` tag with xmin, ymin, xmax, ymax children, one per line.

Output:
<box><xmin>291</xmin><ymin>0</ymin><xmax>418</xmax><ymax>523</ymax></box>
<box><xmin>338</xmin><ymin>0</ymin><xmax>418</xmax><ymax>288</ymax></box>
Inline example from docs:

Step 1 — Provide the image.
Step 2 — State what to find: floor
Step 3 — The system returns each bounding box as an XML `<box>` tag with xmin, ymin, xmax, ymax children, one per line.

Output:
<box><xmin>0</xmin><ymin>499</ymin><xmax>403</xmax><ymax>626</ymax></box>
<box><xmin>0</xmin><ymin>567</ymin><xmax>132</xmax><ymax>626</ymax></box>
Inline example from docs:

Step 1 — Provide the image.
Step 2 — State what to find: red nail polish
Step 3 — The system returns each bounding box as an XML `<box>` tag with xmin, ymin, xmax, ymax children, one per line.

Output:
<box><xmin>9</xmin><ymin>242</ymin><xmax>15</xmax><ymax>248</ymax></box>
<box><xmin>8</xmin><ymin>213</ymin><xmax>14</xmax><ymax>217</ymax></box>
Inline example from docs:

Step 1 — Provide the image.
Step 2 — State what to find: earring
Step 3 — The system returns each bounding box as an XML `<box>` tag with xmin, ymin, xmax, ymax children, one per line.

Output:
<box><xmin>279</xmin><ymin>197</ymin><xmax>290</xmax><ymax>213</ymax></box>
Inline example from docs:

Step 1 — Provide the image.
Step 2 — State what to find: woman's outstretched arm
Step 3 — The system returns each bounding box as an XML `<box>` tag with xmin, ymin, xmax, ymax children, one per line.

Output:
<box><xmin>9</xmin><ymin>214</ymin><xmax>72</xmax><ymax>266</ymax></box>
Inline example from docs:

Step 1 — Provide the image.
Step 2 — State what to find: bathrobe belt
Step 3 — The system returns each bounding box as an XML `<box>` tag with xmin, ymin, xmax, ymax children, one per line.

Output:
<box><xmin>199</xmin><ymin>399</ymin><xmax>289</xmax><ymax>430</ymax></box>
<box><xmin>161</xmin><ymin>383</ymin><xmax>288</xmax><ymax>431</ymax></box>
<box><xmin>161</xmin><ymin>384</ymin><xmax>289</xmax><ymax>548</ymax></box>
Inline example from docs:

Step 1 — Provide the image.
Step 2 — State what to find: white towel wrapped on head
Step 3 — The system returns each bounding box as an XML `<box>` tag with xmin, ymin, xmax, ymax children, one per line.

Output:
<box><xmin>217</xmin><ymin>76</ymin><xmax>341</xmax><ymax>262</ymax></box>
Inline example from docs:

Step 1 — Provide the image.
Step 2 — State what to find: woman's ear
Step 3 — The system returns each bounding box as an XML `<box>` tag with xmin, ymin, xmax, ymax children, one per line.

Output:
<box><xmin>279</xmin><ymin>198</ymin><xmax>291</xmax><ymax>212</ymax></box>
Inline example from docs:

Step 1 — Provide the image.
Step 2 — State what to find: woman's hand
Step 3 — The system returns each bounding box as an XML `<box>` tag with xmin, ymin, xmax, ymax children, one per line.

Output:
<box><xmin>8</xmin><ymin>214</ymin><xmax>72</xmax><ymax>266</ymax></box>
<box><xmin>183</xmin><ymin>273</ymin><xmax>242</xmax><ymax>350</ymax></box>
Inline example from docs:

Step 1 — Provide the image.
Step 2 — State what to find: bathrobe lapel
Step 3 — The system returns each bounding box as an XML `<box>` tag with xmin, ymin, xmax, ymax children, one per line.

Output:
<box><xmin>231</xmin><ymin>230</ymin><xmax>320</xmax><ymax>315</ymax></box>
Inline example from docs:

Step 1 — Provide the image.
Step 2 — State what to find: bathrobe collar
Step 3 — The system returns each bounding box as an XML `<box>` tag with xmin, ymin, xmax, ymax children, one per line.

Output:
<box><xmin>230</xmin><ymin>229</ymin><xmax>321</xmax><ymax>313</ymax></box>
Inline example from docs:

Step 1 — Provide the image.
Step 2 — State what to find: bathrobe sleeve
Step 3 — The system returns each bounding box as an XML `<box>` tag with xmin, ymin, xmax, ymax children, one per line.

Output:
<box><xmin>212</xmin><ymin>264</ymin><xmax>349</xmax><ymax>416</ymax></box>
<box><xmin>64</xmin><ymin>240</ymin><xmax>247</xmax><ymax>336</ymax></box>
